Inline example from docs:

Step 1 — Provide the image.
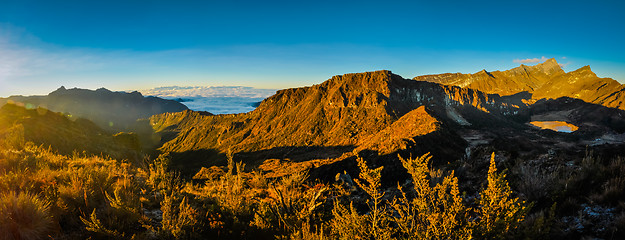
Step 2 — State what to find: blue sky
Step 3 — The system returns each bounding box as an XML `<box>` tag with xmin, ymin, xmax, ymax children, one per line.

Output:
<box><xmin>1</xmin><ymin>0</ymin><xmax>624</xmax><ymax>96</ymax></box>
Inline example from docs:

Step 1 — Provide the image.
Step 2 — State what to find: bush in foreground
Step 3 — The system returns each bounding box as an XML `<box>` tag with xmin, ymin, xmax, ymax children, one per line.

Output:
<box><xmin>0</xmin><ymin>191</ymin><xmax>53</xmax><ymax>240</ymax></box>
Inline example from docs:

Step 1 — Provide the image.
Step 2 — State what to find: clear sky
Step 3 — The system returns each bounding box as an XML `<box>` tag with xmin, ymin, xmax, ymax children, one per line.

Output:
<box><xmin>1</xmin><ymin>0</ymin><xmax>624</xmax><ymax>97</ymax></box>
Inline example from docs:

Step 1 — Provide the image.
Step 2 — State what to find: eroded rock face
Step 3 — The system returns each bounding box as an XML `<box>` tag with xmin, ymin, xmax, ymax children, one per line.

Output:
<box><xmin>152</xmin><ymin>70</ymin><xmax>521</xmax><ymax>153</ymax></box>
<box><xmin>413</xmin><ymin>58</ymin><xmax>625</xmax><ymax>111</ymax></box>
<box><xmin>414</xmin><ymin>58</ymin><xmax>564</xmax><ymax>96</ymax></box>
<box><xmin>150</xmin><ymin>70</ymin><xmax>528</xmax><ymax>178</ymax></box>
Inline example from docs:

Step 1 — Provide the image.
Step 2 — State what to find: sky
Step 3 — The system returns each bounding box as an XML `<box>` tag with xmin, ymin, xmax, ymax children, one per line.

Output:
<box><xmin>1</xmin><ymin>0</ymin><xmax>624</xmax><ymax>97</ymax></box>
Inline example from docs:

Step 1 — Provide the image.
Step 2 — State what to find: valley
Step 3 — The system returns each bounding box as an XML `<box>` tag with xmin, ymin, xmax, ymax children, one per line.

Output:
<box><xmin>2</xmin><ymin>61</ymin><xmax>625</xmax><ymax>239</ymax></box>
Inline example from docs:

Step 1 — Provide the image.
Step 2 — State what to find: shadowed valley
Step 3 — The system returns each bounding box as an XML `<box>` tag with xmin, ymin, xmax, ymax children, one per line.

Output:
<box><xmin>1</xmin><ymin>63</ymin><xmax>625</xmax><ymax>239</ymax></box>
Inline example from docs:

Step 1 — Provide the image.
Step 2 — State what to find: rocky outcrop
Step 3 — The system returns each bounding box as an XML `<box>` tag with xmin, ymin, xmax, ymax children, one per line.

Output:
<box><xmin>414</xmin><ymin>58</ymin><xmax>625</xmax><ymax>110</ymax></box>
<box><xmin>533</xmin><ymin>66</ymin><xmax>625</xmax><ymax>110</ymax></box>
<box><xmin>150</xmin><ymin>70</ymin><xmax>524</xmax><ymax>176</ymax></box>
<box><xmin>414</xmin><ymin>58</ymin><xmax>564</xmax><ymax>96</ymax></box>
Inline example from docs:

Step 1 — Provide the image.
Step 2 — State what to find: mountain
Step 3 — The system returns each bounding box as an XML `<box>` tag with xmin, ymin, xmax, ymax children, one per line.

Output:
<box><xmin>0</xmin><ymin>87</ymin><xmax>189</xmax><ymax>132</ymax></box>
<box><xmin>532</xmin><ymin>66</ymin><xmax>625</xmax><ymax>110</ymax></box>
<box><xmin>414</xmin><ymin>58</ymin><xmax>625</xmax><ymax>110</ymax></box>
<box><xmin>150</xmin><ymin>70</ymin><xmax>525</xmax><ymax>177</ymax></box>
<box><xmin>414</xmin><ymin>58</ymin><xmax>564</xmax><ymax>96</ymax></box>
<box><xmin>0</xmin><ymin>103</ymin><xmax>139</xmax><ymax>159</ymax></box>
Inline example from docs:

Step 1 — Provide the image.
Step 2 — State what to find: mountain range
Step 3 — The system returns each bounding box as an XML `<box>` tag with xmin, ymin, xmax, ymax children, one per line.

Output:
<box><xmin>2</xmin><ymin>60</ymin><xmax>625</xmax><ymax>238</ymax></box>
<box><xmin>415</xmin><ymin>58</ymin><xmax>625</xmax><ymax>110</ymax></box>
<box><xmin>0</xmin><ymin>87</ymin><xmax>188</xmax><ymax>132</ymax></box>
<box><xmin>149</xmin><ymin>64</ymin><xmax>625</xmax><ymax>181</ymax></box>
<box><xmin>0</xmin><ymin>103</ymin><xmax>139</xmax><ymax>159</ymax></box>
<box><xmin>3</xmin><ymin>59</ymin><xmax>623</xmax><ymax>176</ymax></box>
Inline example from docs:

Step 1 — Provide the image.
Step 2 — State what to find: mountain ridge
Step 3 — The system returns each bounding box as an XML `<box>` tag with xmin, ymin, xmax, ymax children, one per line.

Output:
<box><xmin>150</xmin><ymin>70</ymin><xmax>527</xmax><ymax>176</ymax></box>
<box><xmin>0</xmin><ymin>87</ymin><xmax>189</xmax><ymax>132</ymax></box>
<box><xmin>0</xmin><ymin>103</ymin><xmax>139</xmax><ymax>159</ymax></box>
<box><xmin>414</xmin><ymin>58</ymin><xmax>625</xmax><ymax>110</ymax></box>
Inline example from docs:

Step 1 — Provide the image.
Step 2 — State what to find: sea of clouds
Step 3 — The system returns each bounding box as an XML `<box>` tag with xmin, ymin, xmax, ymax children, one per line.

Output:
<box><xmin>139</xmin><ymin>86</ymin><xmax>277</xmax><ymax>114</ymax></box>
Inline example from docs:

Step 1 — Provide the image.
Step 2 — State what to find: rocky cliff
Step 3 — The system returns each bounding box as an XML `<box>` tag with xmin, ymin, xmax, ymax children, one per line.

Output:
<box><xmin>150</xmin><ymin>70</ymin><xmax>524</xmax><ymax>176</ymax></box>
<box><xmin>414</xmin><ymin>58</ymin><xmax>625</xmax><ymax>110</ymax></box>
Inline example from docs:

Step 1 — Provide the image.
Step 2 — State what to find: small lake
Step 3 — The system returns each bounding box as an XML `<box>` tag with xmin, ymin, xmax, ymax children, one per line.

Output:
<box><xmin>530</xmin><ymin>121</ymin><xmax>579</xmax><ymax>133</ymax></box>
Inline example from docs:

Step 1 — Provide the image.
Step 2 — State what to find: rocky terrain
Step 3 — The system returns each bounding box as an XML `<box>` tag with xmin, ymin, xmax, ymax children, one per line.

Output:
<box><xmin>416</xmin><ymin>58</ymin><xmax>625</xmax><ymax>110</ymax></box>
<box><xmin>149</xmin><ymin>70</ymin><xmax>527</xmax><ymax>176</ymax></box>
<box><xmin>1</xmin><ymin>62</ymin><xmax>625</xmax><ymax>238</ymax></box>
<box><xmin>145</xmin><ymin>67</ymin><xmax>625</xmax><ymax>238</ymax></box>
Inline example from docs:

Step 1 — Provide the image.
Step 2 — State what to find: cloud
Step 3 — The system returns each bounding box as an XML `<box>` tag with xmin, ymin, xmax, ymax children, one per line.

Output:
<box><xmin>513</xmin><ymin>56</ymin><xmax>549</xmax><ymax>64</ymax></box>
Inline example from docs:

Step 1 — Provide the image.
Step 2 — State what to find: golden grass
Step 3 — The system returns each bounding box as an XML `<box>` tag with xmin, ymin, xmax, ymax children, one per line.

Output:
<box><xmin>0</xmin><ymin>192</ymin><xmax>53</xmax><ymax>240</ymax></box>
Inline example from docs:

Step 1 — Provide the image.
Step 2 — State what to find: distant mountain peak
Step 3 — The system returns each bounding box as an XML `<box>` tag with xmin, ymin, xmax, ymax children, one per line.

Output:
<box><xmin>1</xmin><ymin>87</ymin><xmax>188</xmax><ymax>132</ymax></box>
<box><xmin>542</xmin><ymin>57</ymin><xmax>558</xmax><ymax>65</ymax></box>
<box><xmin>571</xmin><ymin>65</ymin><xmax>597</xmax><ymax>77</ymax></box>
<box><xmin>578</xmin><ymin>65</ymin><xmax>592</xmax><ymax>71</ymax></box>
<box><xmin>534</xmin><ymin>58</ymin><xmax>563</xmax><ymax>74</ymax></box>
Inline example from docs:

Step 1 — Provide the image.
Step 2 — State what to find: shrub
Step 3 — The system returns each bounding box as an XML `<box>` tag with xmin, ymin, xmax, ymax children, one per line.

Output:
<box><xmin>160</xmin><ymin>194</ymin><xmax>199</xmax><ymax>239</ymax></box>
<box><xmin>331</xmin><ymin>157</ymin><xmax>393</xmax><ymax>240</ymax></box>
<box><xmin>0</xmin><ymin>191</ymin><xmax>53</xmax><ymax>240</ymax></box>
<box><xmin>391</xmin><ymin>153</ymin><xmax>472</xmax><ymax>239</ymax></box>
<box><xmin>476</xmin><ymin>152</ymin><xmax>529</xmax><ymax>239</ymax></box>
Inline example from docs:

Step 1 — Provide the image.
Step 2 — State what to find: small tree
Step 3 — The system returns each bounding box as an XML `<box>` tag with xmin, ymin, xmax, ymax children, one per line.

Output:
<box><xmin>331</xmin><ymin>157</ymin><xmax>393</xmax><ymax>240</ymax></box>
<box><xmin>353</xmin><ymin>157</ymin><xmax>393</xmax><ymax>240</ymax></box>
<box><xmin>477</xmin><ymin>152</ymin><xmax>529</xmax><ymax>239</ymax></box>
<box><xmin>392</xmin><ymin>153</ymin><xmax>472</xmax><ymax>239</ymax></box>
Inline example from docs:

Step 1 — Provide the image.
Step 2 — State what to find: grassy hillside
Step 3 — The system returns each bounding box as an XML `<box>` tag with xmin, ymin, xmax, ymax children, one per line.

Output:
<box><xmin>0</xmin><ymin>87</ymin><xmax>188</xmax><ymax>133</ymax></box>
<box><xmin>0</xmin><ymin>103</ymin><xmax>139</xmax><ymax>160</ymax></box>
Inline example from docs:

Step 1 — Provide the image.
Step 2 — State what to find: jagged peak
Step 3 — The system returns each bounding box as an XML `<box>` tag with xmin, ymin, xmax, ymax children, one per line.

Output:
<box><xmin>541</xmin><ymin>57</ymin><xmax>559</xmax><ymax>66</ymax></box>
<box><xmin>476</xmin><ymin>69</ymin><xmax>495</xmax><ymax>78</ymax></box>
<box><xmin>50</xmin><ymin>86</ymin><xmax>68</xmax><ymax>95</ymax></box>
<box><xmin>571</xmin><ymin>65</ymin><xmax>597</xmax><ymax>77</ymax></box>
<box><xmin>535</xmin><ymin>58</ymin><xmax>563</xmax><ymax>74</ymax></box>
<box><xmin>95</xmin><ymin>87</ymin><xmax>112</xmax><ymax>93</ymax></box>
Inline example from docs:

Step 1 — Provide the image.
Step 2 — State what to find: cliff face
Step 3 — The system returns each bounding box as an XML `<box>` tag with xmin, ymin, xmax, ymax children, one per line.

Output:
<box><xmin>151</xmin><ymin>71</ymin><xmax>522</xmax><ymax>171</ymax></box>
<box><xmin>415</xmin><ymin>58</ymin><xmax>564</xmax><ymax>96</ymax></box>
<box><xmin>532</xmin><ymin>66</ymin><xmax>625</xmax><ymax>110</ymax></box>
<box><xmin>413</xmin><ymin>58</ymin><xmax>625</xmax><ymax>110</ymax></box>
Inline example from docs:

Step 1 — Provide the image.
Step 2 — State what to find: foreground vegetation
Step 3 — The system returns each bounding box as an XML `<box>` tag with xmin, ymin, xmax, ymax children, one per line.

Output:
<box><xmin>0</xmin><ymin>137</ymin><xmax>537</xmax><ymax>240</ymax></box>
<box><xmin>0</xmin><ymin>140</ymin><xmax>625</xmax><ymax>239</ymax></box>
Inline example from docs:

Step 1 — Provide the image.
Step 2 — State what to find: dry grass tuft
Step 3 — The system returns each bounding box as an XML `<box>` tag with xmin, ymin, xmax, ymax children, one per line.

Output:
<box><xmin>0</xmin><ymin>191</ymin><xmax>53</xmax><ymax>240</ymax></box>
